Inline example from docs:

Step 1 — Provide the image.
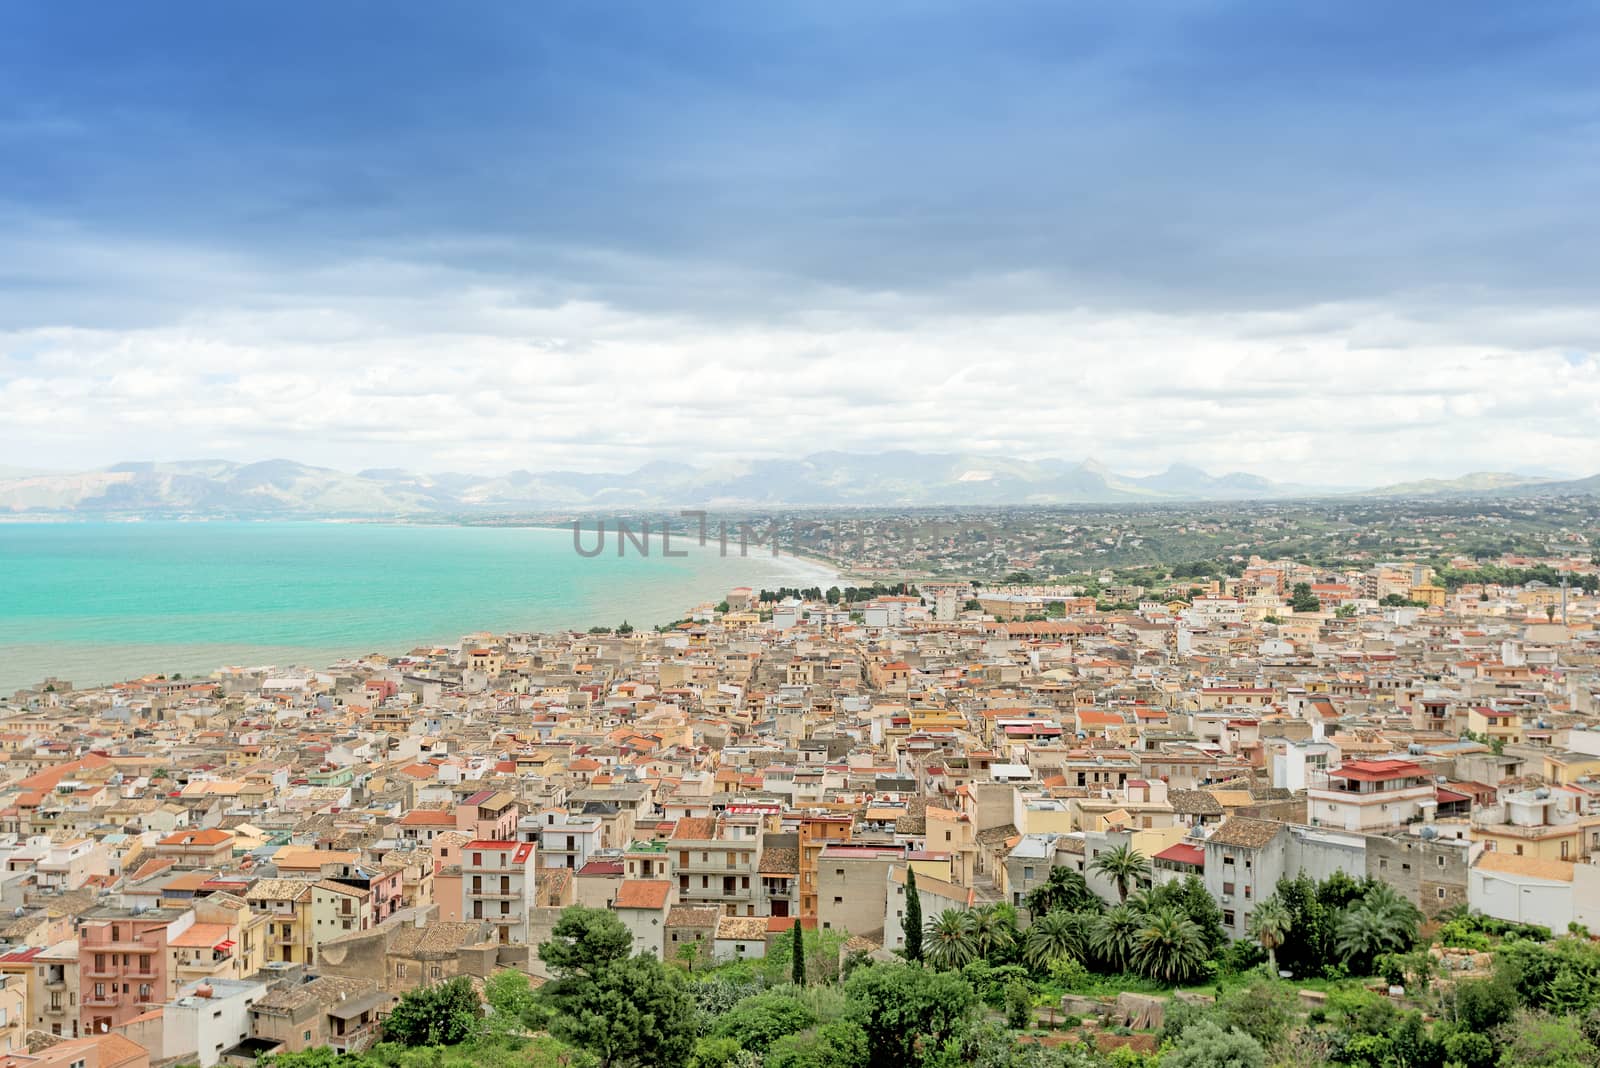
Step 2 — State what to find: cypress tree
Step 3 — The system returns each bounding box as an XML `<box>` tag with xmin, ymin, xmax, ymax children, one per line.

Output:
<box><xmin>791</xmin><ymin>917</ymin><xmax>806</xmax><ymax>986</ymax></box>
<box><xmin>904</xmin><ymin>867</ymin><xmax>924</xmax><ymax>963</ymax></box>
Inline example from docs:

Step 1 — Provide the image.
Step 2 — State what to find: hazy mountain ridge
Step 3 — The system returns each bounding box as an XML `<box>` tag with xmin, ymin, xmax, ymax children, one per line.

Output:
<box><xmin>0</xmin><ymin>455</ymin><xmax>1586</xmax><ymax>514</ymax></box>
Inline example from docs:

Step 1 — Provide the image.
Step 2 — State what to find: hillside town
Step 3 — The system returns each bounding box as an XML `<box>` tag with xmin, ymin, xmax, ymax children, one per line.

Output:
<box><xmin>2</xmin><ymin>546</ymin><xmax>1600</xmax><ymax>1065</ymax></box>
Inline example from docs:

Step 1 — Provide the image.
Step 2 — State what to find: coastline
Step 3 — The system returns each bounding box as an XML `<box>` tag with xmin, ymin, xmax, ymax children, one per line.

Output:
<box><xmin>0</xmin><ymin>520</ymin><xmax>847</xmax><ymax>695</ymax></box>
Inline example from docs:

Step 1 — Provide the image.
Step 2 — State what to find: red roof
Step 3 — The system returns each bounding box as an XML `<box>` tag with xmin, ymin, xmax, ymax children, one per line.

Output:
<box><xmin>614</xmin><ymin>880</ymin><xmax>672</xmax><ymax>910</ymax></box>
<box><xmin>1329</xmin><ymin>759</ymin><xmax>1424</xmax><ymax>782</ymax></box>
<box><xmin>158</xmin><ymin>828</ymin><xmax>232</xmax><ymax>847</ymax></box>
<box><xmin>1153</xmin><ymin>843</ymin><xmax>1205</xmax><ymax>867</ymax></box>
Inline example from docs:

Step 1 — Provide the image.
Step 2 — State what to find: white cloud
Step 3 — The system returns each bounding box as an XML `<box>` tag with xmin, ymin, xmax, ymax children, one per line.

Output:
<box><xmin>2</xmin><ymin>239</ymin><xmax>1598</xmax><ymax>486</ymax></box>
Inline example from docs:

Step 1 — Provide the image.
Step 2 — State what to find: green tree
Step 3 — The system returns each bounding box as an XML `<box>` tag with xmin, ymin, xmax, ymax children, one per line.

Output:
<box><xmin>792</xmin><ymin>917</ymin><xmax>806</xmax><ymax>986</ymax></box>
<box><xmin>1131</xmin><ymin>906</ymin><xmax>1207</xmax><ymax>984</ymax></box>
<box><xmin>1023</xmin><ymin>866</ymin><xmax>1099</xmax><ymax>917</ymax></box>
<box><xmin>904</xmin><ymin>869</ymin><xmax>923</xmax><ymax>963</ymax></box>
<box><xmin>711</xmin><ymin>990</ymin><xmax>816</xmax><ymax>1055</ymax></box>
<box><xmin>383</xmin><ymin>975</ymin><xmax>483</xmax><ymax>1046</ymax></box>
<box><xmin>484</xmin><ymin>968</ymin><xmax>546</xmax><ymax>1039</ymax></box>
<box><xmin>1024</xmin><ymin>910</ymin><xmax>1087</xmax><ymax>970</ymax></box>
<box><xmin>539</xmin><ymin>905</ymin><xmax>632</xmax><ymax>978</ymax></box>
<box><xmin>1149</xmin><ymin>875</ymin><xmax>1227</xmax><ymax>952</ymax></box>
<box><xmin>1247</xmin><ymin>895</ymin><xmax>1292</xmax><ymax>975</ymax></box>
<box><xmin>842</xmin><ymin>963</ymin><xmax>977</xmax><ymax>1068</ymax></box>
<box><xmin>925</xmin><ymin>909</ymin><xmax>979</xmax><ymax>970</ymax></box>
<box><xmin>1289</xmin><ymin>582</ymin><xmax>1321</xmax><ymax>612</ymax></box>
<box><xmin>969</xmin><ymin>904</ymin><xmax>1017</xmax><ymax>963</ymax></box>
<box><xmin>1335</xmin><ymin>885</ymin><xmax>1422</xmax><ymax>972</ymax></box>
<box><xmin>765</xmin><ymin>1020</ymin><xmax>870</xmax><ymax>1068</ymax></box>
<box><xmin>1003</xmin><ymin>981</ymin><xmax>1032</xmax><ymax>1029</ymax></box>
<box><xmin>539</xmin><ymin>906</ymin><xmax>697</xmax><ymax>1068</ymax></box>
<box><xmin>1089</xmin><ymin>845</ymin><xmax>1150</xmax><ymax>903</ymax></box>
<box><xmin>1089</xmin><ymin>905</ymin><xmax>1143</xmax><ymax>973</ymax></box>
<box><xmin>1161</xmin><ymin>1019</ymin><xmax>1265</xmax><ymax>1068</ymax></box>
<box><xmin>1217</xmin><ymin>979</ymin><xmax>1296</xmax><ymax>1049</ymax></box>
<box><xmin>1498</xmin><ymin>1009</ymin><xmax>1600</xmax><ymax>1067</ymax></box>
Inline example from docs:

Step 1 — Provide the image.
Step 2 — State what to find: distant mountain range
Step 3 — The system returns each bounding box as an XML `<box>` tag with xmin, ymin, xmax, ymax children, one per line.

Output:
<box><xmin>0</xmin><ymin>455</ymin><xmax>1589</xmax><ymax>515</ymax></box>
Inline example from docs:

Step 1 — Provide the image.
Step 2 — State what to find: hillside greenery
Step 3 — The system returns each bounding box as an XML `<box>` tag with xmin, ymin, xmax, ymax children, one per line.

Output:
<box><xmin>261</xmin><ymin>876</ymin><xmax>1600</xmax><ymax>1068</ymax></box>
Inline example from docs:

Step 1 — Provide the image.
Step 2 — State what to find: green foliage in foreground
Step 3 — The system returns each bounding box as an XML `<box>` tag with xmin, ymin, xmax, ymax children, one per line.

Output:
<box><xmin>262</xmin><ymin>900</ymin><xmax>1600</xmax><ymax>1068</ymax></box>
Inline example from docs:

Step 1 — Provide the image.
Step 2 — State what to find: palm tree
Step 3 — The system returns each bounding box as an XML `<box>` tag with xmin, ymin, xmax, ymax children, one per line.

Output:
<box><xmin>1361</xmin><ymin>882</ymin><xmax>1424</xmax><ymax>931</ymax></box>
<box><xmin>1023</xmin><ymin>909</ymin><xmax>1088</xmax><ymax>970</ymax></box>
<box><xmin>1123</xmin><ymin>886</ymin><xmax>1157</xmax><ymax>916</ymax></box>
<box><xmin>1335</xmin><ymin>890</ymin><xmax>1422</xmax><ymax>970</ymax></box>
<box><xmin>1024</xmin><ymin>866</ymin><xmax>1098</xmax><ymax>917</ymax></box>
<box><xmin>1090</xmin><ymin>904</ymin><xmax>1145</xmax><ymax>973</ymax></box>
<box><xmin>1247</xmin><ymin>896</ymin><xmax>1292</xmax><ymax>975</ymax></box>
<box><xmin>1089</xmin><ymin>845</ymin><xmax>1151</xmax><ymax>903</ymax></box>
<box><xmin>968</xmin><ymin>904</ymin><xmax>1016</xmax><ymax>961</ymax></box>
<box><xmin>1131</xmin><ymin>906</ymin><xmax>1207</xmax><ymax>984</ymax></box>
<box><xmin>924</xmin><ymin>909</ymin><xmax>979</xmax><ymax>970</ymax></box>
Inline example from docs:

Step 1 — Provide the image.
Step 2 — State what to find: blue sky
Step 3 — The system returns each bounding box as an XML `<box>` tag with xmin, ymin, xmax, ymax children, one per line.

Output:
<box><xmin>2</xmin><ymin>1</ymin><xmax>1598</xmax><ymax>482</ymax></box>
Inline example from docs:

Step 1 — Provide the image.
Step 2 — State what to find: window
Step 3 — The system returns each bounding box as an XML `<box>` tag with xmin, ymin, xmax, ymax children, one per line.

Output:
<box><xmin>1222</xmin><ymin>910</ymin><xmax>1235</xmax><ymax>927</ymax></box>
<box><xmin>431</xmin><ymin>966</ymin><xmax>442</xmax><ymax>979</ymax></box>
<box><xmin>1023</xmin><ymin>866</ymin><xmax>1035</xmax><ymax>880</ymax></box>
<box><xmin>1437</xmin><ymin>888</ymin><xmax>1447</xmax><ymax>900</ymax></box>
<box><xmin>396</xmin><ymin>963</ymin><xmax>407</xmax><ymax>978</ymax></box>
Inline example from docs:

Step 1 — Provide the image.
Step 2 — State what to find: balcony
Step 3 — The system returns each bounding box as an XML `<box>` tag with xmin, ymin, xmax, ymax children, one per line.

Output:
<box><xmin>177</xmin><ymin>956</ymin><xmax>232</xmax><ymax>976</ymax></box>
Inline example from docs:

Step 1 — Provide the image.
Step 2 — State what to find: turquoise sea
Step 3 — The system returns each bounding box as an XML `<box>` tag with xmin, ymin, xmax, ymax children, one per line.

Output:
<box><xmin>0</xmin><ymin>521</ymin><xmax>835</xmax><ymax>693</ymax></box>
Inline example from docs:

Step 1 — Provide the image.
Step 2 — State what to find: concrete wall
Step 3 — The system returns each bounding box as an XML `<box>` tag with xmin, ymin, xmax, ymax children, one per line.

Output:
<box><xmin>817</xmin><ymin>857</ymin><xmax>895</xmax><ymax>939</ymax></box>
<box><xmin>1365</xmin><ymin>835</ymin><xmax>1469</xmax><ymax>917</ymax></box>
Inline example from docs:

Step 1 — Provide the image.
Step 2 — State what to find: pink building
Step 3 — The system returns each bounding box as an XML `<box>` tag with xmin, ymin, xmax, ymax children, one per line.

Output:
<box><xmin>456</xmin><ymin>790</ymin><xmax>519</xmax><ymax>840</ymax></box>
<box><xmin>78</xmin><ymin>908</ymin><xmax>188</xmax><ymax>1036</ymax></box>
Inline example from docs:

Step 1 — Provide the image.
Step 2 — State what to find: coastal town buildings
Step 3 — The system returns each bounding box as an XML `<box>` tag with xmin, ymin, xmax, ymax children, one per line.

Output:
<box><xmin>1</xmin><ymin>544</ymin><xmax>1600</xmax><ymax>1057</ymax></box>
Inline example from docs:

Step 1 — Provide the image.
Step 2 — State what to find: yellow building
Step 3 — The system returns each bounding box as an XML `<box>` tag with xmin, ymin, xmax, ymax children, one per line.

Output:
<box><xmin>1465</xmin><ymin>707</ymin><xmax>1523</xmax><ymax>746</ymax></box>
<box><xmin>0</xmin><ymin>952</ymin><xmax>37</xmax><ymax>1051</ymax></box>
<box><xmin>0</xmin><ymin>972</ymin><xmax>25</xmax><ymax>1054</ymax></box>
<box><xmin>1543</xmin><ymin>750</ymin><xmax>1600</xmax><ymax>786</ymax></box>
<box><xmin>1410</xmin><ymin>583</ymin><xmax>1446</xmax><ymax>607</ymax></box>
<box><xmin>245</xmin><ymin>879</ymin><xmax>315</xmax><ymax>965</ymax></box>
<box><xmin>169</xmin><ymin>892</ymin><xmax>269</xmax><ymax>984</ymax></box>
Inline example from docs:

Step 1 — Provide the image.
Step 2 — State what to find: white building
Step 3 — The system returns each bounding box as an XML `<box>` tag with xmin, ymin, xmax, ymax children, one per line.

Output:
<box><xmin>461</xmin><ymin>840</ymin><xmax>536</xmax><ymax>944</ymax></box>
<box><xmin>1467</xmin><ymin>852</ymin><xmax>1600</xmax><ymax>931</ymax></box>
<box><xmin>1307</xmin><ymin>758</ymin><xmax>1435</xmax><ymax>832</ymax></box>
<box><xmin>162</xmin><ymin>978</ymin><xmax>269</xmax><ymax>1067</ymax></box>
